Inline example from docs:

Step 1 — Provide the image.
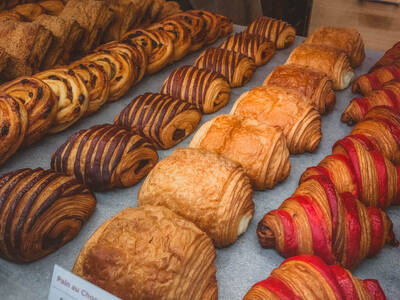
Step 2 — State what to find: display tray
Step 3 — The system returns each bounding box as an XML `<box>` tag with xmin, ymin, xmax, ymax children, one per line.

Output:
<box><xmin>0</xmin><ymin>25</ymin><xmax>399</xmax><ymax>300</ymax></box>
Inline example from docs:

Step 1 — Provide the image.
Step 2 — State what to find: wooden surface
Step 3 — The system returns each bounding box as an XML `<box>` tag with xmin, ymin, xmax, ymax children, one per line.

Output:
<box><xmin>310</xmin><ymin>0</ymin><xmax>400</xmax><ymax>51</ymax></box>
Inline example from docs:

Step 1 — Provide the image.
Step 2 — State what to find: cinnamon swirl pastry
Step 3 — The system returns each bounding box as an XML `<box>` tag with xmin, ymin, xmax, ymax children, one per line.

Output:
<box><xmin>114</xmin><ymin>93</ymin><xmax>202</xmax><ymax>149</ymax></box>
<box><xmin>215</xmin><ymin>13</ymin><xmax>233</xmax><ymax>37</ymax></box>
<box><xmin>122</xmin><ymin>28</ymin><xmax>173</xmax><ymax>74</ymax></box>
<box><xmin>51</xmin><ymin>124</ymin><xmax>158</xmax><ymax>191</ymax></box>
<box><xmin>187</xmin><ymin>9</ymin><xmax>219</xmax><ymax>45</ymax></box>
<box><xmin>245</xmin><ymin>17</ymin><xmax>296</xmax><ymax>49</ymax></box>
<box><xmin>220</xmin><ymin>32</ymin><xmax>275</xmax><ymax>66</ymax></box>
<box><xmin>286</xmin><ymin>43</ymin><xmax>354</xmax><ymax>90</ymax></box>
<box><xmin>138</xmin><ymin>148</ymin><xmax>254</xmax><ymax>248</ymax></box>
<box><xmin>194</xmin><ymin>48</ymin><xmax>256</xmax><ymax>88</ymax></box>
<box><xmin>352</xmin><ymin>66</ymin><xmax>400</xmax><ymax>95</ymax></box>
<box><xmin>231</xmin><ymin>86</ymin><xmax>322</xmax><ymax>154</ymax></box>
<box><xmin>0</xmin><ymin>77</ymin><xmax>57</xmax><ymax>146</ymax></box>
<box><xmin>0</xmin><ymin>167</ymin><xmax>96</xmax><ymax>263</ymax></box>
<box><xmin>190</xmin><ymin>115</ymin><xmax>291</xmax><ymax>190</ymax></box>
<box><xmin>160</xmin><ymin>66</ymin><xmax>231</xmax><ymax>113</ymax></box>
<box><xmin>34</xmin><ymin>68</ymin><xmax>89</xmax><ymax>133</ymax></box>
<box><xmin>263</xmin><ymin>64</ymin><xmax>336</xmax><ymax>114</ymax></box>
<box><xmin>0</xmin><ymin>93</ymin><xmax>28</xmax><ymax>165</ymax></box>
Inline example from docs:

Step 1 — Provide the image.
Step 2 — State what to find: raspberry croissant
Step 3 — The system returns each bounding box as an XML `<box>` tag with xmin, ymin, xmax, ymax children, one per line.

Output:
<box><xmin>194</xmin><ymin>48</ymin><xmax>256</xmax><ymax>88</ymax></box>
<box><xmin>352</xmin><ymin>66</ymin><xmax>400</xmax><ymax>95</ymax></box>
<box><xmin>244</xmin><ymin>255</ymin><xmax>387</xmax><ymax>300</ymax></box>
<box><xmin>257</xmin><ymin>174</ymin><xmax>397</xmax><ymax>269</ymax></box>
<box><xmin>0</xmin><ymin>167</ymin><xmax>96</xmax><ymax>263</ymax></box>
<box><xmin>138</xmin><ymin>148</ymin><xmax>254</xmax><ymax>248</ymax></box>
<box><xmin>369</xmin><ymin>40</ymin><xmax>400</xmax><ymax>72</ymax></box>
<box><xmin>230</xmin><ymin>86</ymin><xmax>322</xmax><ymax>154</ymax></box>
<box><xmin>263</xmin><ymin>64</ymin><xmax>336</xmax><ymax>114</ymax></box>
<box><xmin>160</xmin><ymin>66</ymin><xmax>231</xmax><ymax>113</ymax></box>
<box><xmin>51</xmin><ymin>124</ymin><xmax>158</xmax><ymax>191</ymax></box>
<box><xmin>114</xmin><ymin>93</ymin><xmax>202</xmax><ymax>149</ymax></box>
<box><xmin>73</xmin><ymin>206</ymin><xmax>218</xmax><ymax>300</ymax></box>
<box><xmin>190</xmin><ymin>115</ymin><xmax>291</xmax><ymax>190</ymax></box>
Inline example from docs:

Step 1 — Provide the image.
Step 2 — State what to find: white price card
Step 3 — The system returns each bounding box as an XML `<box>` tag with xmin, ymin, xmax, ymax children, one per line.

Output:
<box><xmin>48</xmin><ymin>265</ymin><xmax>121</xmax><ymax>300</ymax></box>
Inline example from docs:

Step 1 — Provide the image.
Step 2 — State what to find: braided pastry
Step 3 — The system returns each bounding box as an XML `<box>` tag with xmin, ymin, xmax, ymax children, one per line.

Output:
<box><xmin>244</xmin><ymin>255</ymin><xmax>387</xmax><ymax>299</ymax></box>
<box><xmin>220</xmin><ymin>32</ymin><xmax>275</xmax><ymax>66</ymax></box>
<box><xmin>187</xmin><ymin>9</ymin><xmax>219</xmax><ymax>45</ymax></box>
<box><xmin>286</xmin><ymin>44</ymin><xmax>354</xmax><ymax>90</ymax></box>
<box><xmin>341</xmin><ymin>80</ymin><xmax>400</xmax><ymax>124</ymax></box>
<box><xmin>351</xmin><ymin>106</ymin><xmax>400</xmax><ymax>164</ymax></box>
<box><xmin>51</xmin><ymin>124</ymin><xmax>158</xmax><ymax>191</ymax></box>
<box><xmin>114</xmin><ymin>93</ymin><xmax>201</xmax><ymax>149</ymax></box>
<box><xmin>138</xmin><ymin>148</ymin><xmax>254</xmax><ymax>248</ymax></box>
<box><xmin>122</xmin><ymin>28</ymin><xmax>173</xmax><ymax>74</ymax></box>
<box><xmin>257</xmin><ymin>174</ymin><xmax>397</xmax><ymax>269</ymax></box>
<box><xmin>34</xmin><ymin>68</ymin><xmax>89</xmax><ymax>133</ymax></box>
<box><xmin>160</xmin><ymin>66</ymin><xmax>231</xmax><ymax>113</ymax></box>
<box><xmin>0</xmin><ymin>167</ymin><xmax>96</xmax><ymax>263</ymax></box>
<box><xmin>352</xmin><ymin>66</ymin><xmax>400</xmax><ymax>95</ymax></box>
<box><xmin>304</xmin><ymin>27</ymin><xmax>365</xmax><ymax>68</ymax></box>
<box><xmin>370</xmin><ymin>40</ymin><xmax>400</xmax><ymax>72</ymax></box>
<box><xmin>215</xmin><ymin>13</ymin><xmax>233</xmax><ymax>37</ymax></box>
<box><xmin>263</xmin><ymin>64</ymin><xmax>336</xmax><ymax>114</ymax></box>
<box><xmin>0</xmin><ymin>93</ymin><xmax>28</xmax><ymax>164</ymax></box>
<box><xmin>0</xmin><ymin>77</ymin><xmax>57</xmax><ymax>146</ymax></box>
<box><xmin>190</xmin><ymin>114</ymin><xmax>291</xmax><ymax>190</ymax></box>
<box><xmin>231</xmin><ymin>86</ymin><xmax>322</xmax><ymax>154</ymax></box>
<box><xmin>194</xmin><ymin>48</ymin><xmax>256</xmax><ymax>87</ymax></box>
<box><xmin>73</xmin><ymin>205</ymin><xmax>218</xmax><ymax>300</ymax></box>
<box><xmin>245</xmin><ymin>17</ymin><xmax>296</xmax><ymax>49</ymax></box>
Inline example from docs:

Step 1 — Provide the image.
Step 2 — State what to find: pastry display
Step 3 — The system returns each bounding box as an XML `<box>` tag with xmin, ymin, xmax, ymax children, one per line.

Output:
<box><xmin>0</xmin><ymin>93</ymin><xmax>28</xmax><ymax>165</ymax></box>
<box><xmin>194</xmin><ymin>48</ymin><xmax>256</xmax><ymax>88</ymax></box>
<box><xmin>352</xmin><ymin>66</ymin><xmax>400</xmax><ymax>95</ymax></box>
<box><xmin>114</xmin><ymin>93</ymin><xmax>202</xmax><ymax>149</ymax></box>
<box><xmin>257</xmin><ymin>174</ymin><xmax>397</xmax><ymax>268</ymax></box>
<box><xmin>160</xmin><ymin>66</ymin><xmax>231</xmax><ymax>113</ymax></box>
<box><xmin>243</xmin><ymin>255</ymin><xmax>386</xmax><ymax>299</ymax></box>
<box><xmin>220</xmin><ymin>32</ymin><xmax>275</xmax><ymax>66</ymax></box>
<box><xmin>304</xmin><ymin>27</ymin><xmax>365</xmax><ymax>68</ymax></box>
<box><xmin>263</xmin><ymin>64</ymin><xmax>336</xmax><ymax>114</ymax></box>
<box><xmin>369</xmin><ymin>40</ymin><xmax>400</xmax><ymax>72</ymax></box>
<box><xmin>0</xmin><ymin>76</ymin><xmax>57</xmax><ymax>146</ymax></box>
<box><xmin>190</xmin><ymin>115</ymin><xmax>291</xmax><ymax>190</ymax></box>
<box><xmin>231</xmin><ymin>86</ymin><xmax>322</xmax><ymax>154</ymax></box>
<box><xmin>138</xmin><ymin>148</ymin><xmax>254</xmax><ymax>248</ymax></box>
<box><xmin>286</xmin><ymin>43</ymin><xmax>354</xmax><ymax>90</ymax></box>
<box><xmin>51</xmin><ymin>124</ymin><xmax>158</xmax><ymax>191</ymax></box>
<box><xmin>73</xmin><ymin>205</ymin><xmax>217</xmax><ymax>300</ymax></box>
<box><xmin>245</xmin><ymin>17</ymin><xmax>296</xmax><ymax>49</ymax></box>
<box><xmin>34</xmin><ymin>68</ymin><xmax>89</xmax><ymax>133</ymax></box>
<box><xmin>0</xmin><ymin>167</ymin><xmax>96</xmax><ymax>263</ymax></box>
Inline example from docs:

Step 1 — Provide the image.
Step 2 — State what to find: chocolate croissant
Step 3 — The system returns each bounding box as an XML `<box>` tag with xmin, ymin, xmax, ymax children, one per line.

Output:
<box><xmin>257</xmin><ymin>175</ymin><xmax>397</xmax><ymax>269</ymax></box>
<box><xmin>160</xmin><ymin>66</ymin><xmax>231</xmax><ymax>113</ymax></box>
<box><xmin>114</xmin><ymin>93</ymin><xmax>201</xmax><ymax>149</ymax></box>
<box><xmin>51</xmin><ymin>124</ymin><xmax>158</xmax><ymax>191</ymax></box>
<box><xmin>304</xmin><ymin>27</ymin><xmax>365</xmax><ymax>68</ymax></box>
<box><xmin>0</xmin><ymin>167</ymin><xmax>96</xmax><ymax>263</ymax></box>
<box><xmin>351</xmin><ymin>106</ymin><xmax>400</xmax><ymax>164</ymax></box>
<box><xmin>220</xmin><ymin>32</ymin><xmax>275</xmax><ymax>66</ymax></box>
<box><xmin>138</xmin><ymin>148</ymin><xmax>254</xmax><ymax>248</ymax></box>
<box><xmin>0</xmin><ymin>93</ymin><xmax>28</xmax><ymax>164</ymax></box>
<box><xmin>194</xmin><ymin>48</ymin><xmax>256</xmax><ymax>88</ymax></box>
<box><xmin>245</xmin><ymin>17</ymin><xmax>296</xmax><ymax>49</ymax></box>
<box><xmin>243</xmin><ymin>255</ymin><xmax>387</xmax><ymax>299</ymax></box>
<box><xmin>231</xmin><ymin>86</ymin><xmax>322</xmax><ymax>154</ymax></box>
<box><xmin>190</xmin><ymin>115</ymin><xmax>291</xmax><ymax>190</ymax></box>
<box><xmin>286</xmin><ymin>44</ymin><xmax>354</xmax><ymax>90</ymax></box>
<box><xmin>0</xmin><ymin>77</ymin><xmax>57</xmax><ymax>146</ymax></box>
<box><xmin>370</xmin><ymin>40</ymin><xmax>400</xmax><ymax>72</ymax></box>
<box><xmin>34</xmin><ymin>68</ymin><xmax>89</xmax><ymax>133</ymax></box>
<box><xmin>73</xmin><ymin>205</ymin><xmax>218</xmax><ymax>300</ymax></box>
<box><xmin>352</xmin><ymin>66</ymin><xmax>400</xmax><ymax>95</ymax></box>
<box><xmin>263</xmin><ymin>64</ymin><xmax>336</xmax><ymax>114</ymax></box>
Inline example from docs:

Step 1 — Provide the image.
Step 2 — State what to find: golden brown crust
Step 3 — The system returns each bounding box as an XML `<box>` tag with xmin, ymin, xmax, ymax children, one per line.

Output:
<box><xmin>187</xmin><ymin>9</ymin><xmax>219</xmax><ymax>45</ymax></box>
<box><xmin>138</xmin><ymin>148</ymin><xmax>254</xmax><ymax>248</ymax></box>
<box><xmin>103</xmin><ymin>0</ymin><xmax>138</xmax><ymax>41</ymax></box>
<box><xmin>370</xmin><ymin>41</ymin><xmax>400</xmax><ymax>72</ymax></box>
<box><xmin>12</xmin><ymin>3</ymin><xmax>43</xmax><ymax>21</ymax></box>
<box><xmin>157</xmin><ymin>0</ymin><xmax>182</xmax><ymax>21</ymax></box>
<box><xmin>352</xmin><ymin>66</ymin><xmax>400</xmax><ymax>95</ymax></box>
<box><xmin>38</xmin><ymin>0</ymin><xmax>65</xmax><ymax>16</ymax></box>
<box><xmin>0</xmin><ymin>48</ymin><xmax>9</xmax><ymax>74</ymax></box>
<box><xmin>215</xmin><ymin>13</ymin><xmax>233</xmax><ymax>38</ymax></box>
<box><xmin>73</xmin><ymin>205</ymin><xmax>217</xmax><ymax>300</ymax></box>
<box><xmin>0</xmin><ymin>167</ymin><xmax>96</xmax><ymax>263</ymax></box>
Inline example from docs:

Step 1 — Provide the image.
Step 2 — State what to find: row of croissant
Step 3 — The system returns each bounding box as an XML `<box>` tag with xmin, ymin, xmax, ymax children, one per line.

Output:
<box><xmin>0</xmin><ymin>10</ymin><xmax>234</xmax><ymax>165</ymax></box>
<box><xmin>0</xmin><ymin>0</ymin><xmax>181</xmax><ymax>80</ymax></box>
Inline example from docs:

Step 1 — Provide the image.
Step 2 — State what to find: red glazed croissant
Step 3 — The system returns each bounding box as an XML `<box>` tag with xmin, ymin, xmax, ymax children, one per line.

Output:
<box><xmin>369</xmin><ymin>40</ymin><xmax>400</xmax><ymax>72</ymax></box>
<box><xmin>352</xmin><ymin>66</ymin><xmax>400</xmax><ymax>95</ymax></box>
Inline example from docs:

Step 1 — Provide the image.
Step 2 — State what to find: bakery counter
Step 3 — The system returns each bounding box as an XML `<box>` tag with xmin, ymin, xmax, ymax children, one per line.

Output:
<box><xmin>0</xmin><ymin>25</ymin><xmax>399</xmax><ymax>299</ymax></box>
